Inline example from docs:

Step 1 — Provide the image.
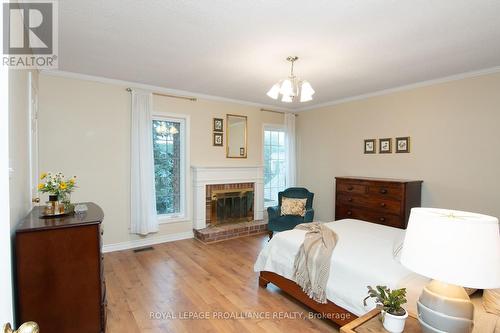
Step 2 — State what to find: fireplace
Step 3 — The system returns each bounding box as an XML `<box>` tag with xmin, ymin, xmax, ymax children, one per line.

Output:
<box><xmin>206</xmin><ymin>183</ymin><xmax>254</xmax><ymax>226</ymax></box>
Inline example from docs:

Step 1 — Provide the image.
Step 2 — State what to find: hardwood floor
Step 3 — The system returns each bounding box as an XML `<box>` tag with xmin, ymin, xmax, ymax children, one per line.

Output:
<box><xmin>104</xmin><ymin>234</ymin><xmax>340</xmax><ymax>333</ymax></box>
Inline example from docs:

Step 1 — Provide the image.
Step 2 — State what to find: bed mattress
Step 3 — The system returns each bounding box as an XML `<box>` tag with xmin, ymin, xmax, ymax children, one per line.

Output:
<box><xmin>254</xmin><ymin>219</ymin><xmax>428</xmax><ymax>316</ymax></box>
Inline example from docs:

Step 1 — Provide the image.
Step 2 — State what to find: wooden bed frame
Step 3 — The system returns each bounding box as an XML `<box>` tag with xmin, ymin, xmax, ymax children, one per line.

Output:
<box><xmin>258</xmin><ymin>271</ymin><xmax>357</xmax><ymax>326</ymax></box>
<box><xmin>258</xmin><ymin>177</ymin><xmax>423</xmax><ymax>327</ymax></box>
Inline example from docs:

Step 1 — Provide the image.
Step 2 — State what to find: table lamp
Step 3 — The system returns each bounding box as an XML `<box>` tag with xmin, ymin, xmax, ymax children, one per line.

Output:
<box><xmin>401</xmin><ymin>208</ymin><xmax>500</xmax><ymax>333</ymax></box>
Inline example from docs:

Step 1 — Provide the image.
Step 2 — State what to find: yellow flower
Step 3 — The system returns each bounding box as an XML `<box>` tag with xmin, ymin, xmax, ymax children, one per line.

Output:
<box><xmin>38</xmin><ymin>183</ymin><xmax>44</xmax><ymax>190</ymax></box>
<box><xmin>69</xmin><ymin>178</ymin><xmax>75</xmax><ymax>185</ymax></box>
<box><xmin>40</xmin><ymin>172</ymin><xmax>47</xmax><ymax>180</ymax></box>
<box><xmin>59</xmin><ymin>182</ymin><xmax>67</xmax><ymax>190</ymax></box>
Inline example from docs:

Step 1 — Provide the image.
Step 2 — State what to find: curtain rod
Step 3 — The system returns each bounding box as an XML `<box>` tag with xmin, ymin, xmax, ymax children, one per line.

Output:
<box><xmin>126</xmin><ymin>88</ymin><xmax>197</xmax><ymax>102</ymax></box>
<box><xmin>260</xmin><ymin>108</ymin><xmax>298</xmax><ymax>116</ymax></box>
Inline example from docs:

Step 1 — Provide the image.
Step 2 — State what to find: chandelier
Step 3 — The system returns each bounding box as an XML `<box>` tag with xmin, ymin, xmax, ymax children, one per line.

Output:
<box><xmin>267</xmin><ymin>56</ymin><xmax>315</xmax><ymax>103</ymax></box>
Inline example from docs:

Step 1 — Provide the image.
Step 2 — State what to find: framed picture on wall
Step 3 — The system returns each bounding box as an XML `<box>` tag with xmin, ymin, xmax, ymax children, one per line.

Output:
<box><xmin>213</xmin><ymin>133</ymin><xmax>223</xmax><ymax>146</ymax></box>
<box><xmin>213</xmin><ymin>118</ymin><xmax>223</xmax><ymax>132</ymax></box>
<box><xmin>364</xmin><ymin>139</ymin><xmax>376</xmax><ymax>154</ymax></box>
<box><xmin>379</xmin><ymin>138</ymin><xmax>392</xmax><ymax>154</ymax></box>
<box><xmin>396</xmin><ymin>136</ymin><xmax>411</xmax><ymax>153</ymax></box>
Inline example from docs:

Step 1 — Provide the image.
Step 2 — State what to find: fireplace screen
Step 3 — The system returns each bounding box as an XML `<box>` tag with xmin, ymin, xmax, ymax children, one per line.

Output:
<box><xmin>210</xmin><ymin>188</ymin><xmax>254</xmax><ymax>225</ymax></box>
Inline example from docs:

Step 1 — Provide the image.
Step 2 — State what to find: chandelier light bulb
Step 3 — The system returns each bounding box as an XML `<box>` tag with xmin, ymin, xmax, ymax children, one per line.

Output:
<box><xmin>301</xmin><ymin>81</ymin><xmax>315</xmax><ymax>96</ymax></box>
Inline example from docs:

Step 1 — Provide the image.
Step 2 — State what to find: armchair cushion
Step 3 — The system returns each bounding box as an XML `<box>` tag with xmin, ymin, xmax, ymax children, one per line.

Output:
<box><xmin>268</xmin><ymin>215</ymin><xmax>306</xmax><ymax>232</ymax></box>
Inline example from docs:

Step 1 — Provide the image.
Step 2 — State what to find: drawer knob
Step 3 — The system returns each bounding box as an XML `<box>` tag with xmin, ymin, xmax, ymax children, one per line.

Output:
<box><xmin>347</xmin><ymin>186</ymin><xmax>354</xmax><ymax>191</ymax></box>
<box><xmin>348</xmin><ymin>198</ymin><xmax>353</xmax><ymax>202</ymax></box>
<box><xmin>379</xmin><ymin>188</ymin><xmax>388</xmax><ymax>194</ymax></box>
<box><xmin>379</xmin><ymin>217</ymin><xmax>386</xmax><ymax>222</ymax></box>
<box><xmin>380</xmin><ymin>202</ymin><xmax>386</xmax><ymax>207</ymax></box>
<box><xmin>347</xmin><ymin>211</ymin><xmax>352</xmax><ymax>216</ymax></box>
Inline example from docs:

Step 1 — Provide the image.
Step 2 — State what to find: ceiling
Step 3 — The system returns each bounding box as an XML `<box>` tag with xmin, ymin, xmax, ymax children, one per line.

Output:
<box><xmin>58</xmin><ymin>0</ymin><xmax>500</xmax><ymax>110</ymax></box>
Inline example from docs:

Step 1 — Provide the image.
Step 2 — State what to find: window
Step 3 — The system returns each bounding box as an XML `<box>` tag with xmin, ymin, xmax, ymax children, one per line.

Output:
<box><xmin>263</xmin><ymin>126</ymin><xmax>286</xmax><ymax>207</ymax></box>
<box><xmin>152</xmin><ymin>117</ymin><xmax>186</xmax><ymax>219</ymax></box>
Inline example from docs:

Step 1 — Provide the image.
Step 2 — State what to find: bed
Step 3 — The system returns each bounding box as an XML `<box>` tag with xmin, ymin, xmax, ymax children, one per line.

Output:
<box><xmin>254</xmin><ymin>219</ymin><xmax>500</xmax><ymax>332</ymax></box>
<box><xmin>254</xmin><ymin>218</ymin><xmax>426</xmax><ymax>325</ymax></box>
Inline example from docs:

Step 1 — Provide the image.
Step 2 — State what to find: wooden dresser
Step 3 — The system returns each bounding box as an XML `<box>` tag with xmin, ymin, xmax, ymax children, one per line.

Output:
<box><xmin>335</xmin><ymin>177</ymin><xmax>423</xmax><ymax>229</ymax></box>
<box><xmin>15</xmin><ymin>202</ymin><xmax>106</xmax><ymax>332</ymax></box>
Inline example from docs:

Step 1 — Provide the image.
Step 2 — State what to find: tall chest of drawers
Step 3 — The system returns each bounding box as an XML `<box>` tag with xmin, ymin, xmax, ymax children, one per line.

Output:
<box><xmin>335</xmin><ymin>177</ymin><xmax>423</xmax><ymax>229</ymax></box>
<box><xmin>15</xmin><ymin>202</ymin><xmax>106</xmax><ymax>332</ymax></box>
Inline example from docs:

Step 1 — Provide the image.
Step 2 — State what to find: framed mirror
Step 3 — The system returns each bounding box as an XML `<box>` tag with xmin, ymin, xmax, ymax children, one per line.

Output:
<box><xmin>226</xmin><ymin>114</ymin><xmax>247</xmax><ymax>158</ymax></box>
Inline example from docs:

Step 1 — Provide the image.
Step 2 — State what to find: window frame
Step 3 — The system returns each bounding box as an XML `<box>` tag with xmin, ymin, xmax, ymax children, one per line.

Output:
<box><xmin>262</xmin><ymin>124</ymin><xmax>286</xmax><ymax>208</ymax></box>
<box><xmin>152</xmin><ymin>112</ymin><xmax>191</xmax><ymax>224</ymax></box>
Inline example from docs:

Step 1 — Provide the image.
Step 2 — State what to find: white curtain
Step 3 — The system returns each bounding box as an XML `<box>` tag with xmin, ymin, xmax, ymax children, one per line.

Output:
<box><xmin>284</xmin><ymin>112</ymin><xmax>297</xmax><ymax>188</ymax></box>
<box><xmin>130</xmin><ymin>89</ymin><xmax>158</xmax><ymax>235</ymax></box>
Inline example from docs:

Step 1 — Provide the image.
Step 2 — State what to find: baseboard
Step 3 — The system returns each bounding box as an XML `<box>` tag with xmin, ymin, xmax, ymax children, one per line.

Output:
<box><xmin>102</xmin><ymin>231</ymin><xmax>194</xmax><ymax>253</ymax></box>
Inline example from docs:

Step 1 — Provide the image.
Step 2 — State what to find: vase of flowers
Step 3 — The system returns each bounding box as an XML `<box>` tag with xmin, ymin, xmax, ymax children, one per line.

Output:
<box><xmin>363</xmin><ymin>285</ymin><xmax>408</xmax><ymax>333</ymax></box>
<box><xmin>38</xmin><ymin>172</ymin><xmax>77</xmax><ymax>216</ymax></box>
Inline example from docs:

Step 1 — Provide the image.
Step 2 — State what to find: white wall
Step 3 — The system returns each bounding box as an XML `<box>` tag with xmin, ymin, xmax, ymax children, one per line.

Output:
<box><xmin>296</xmin><ymin>71</ymin><xmax>500</xmax><ymax>221</ymax></box>
<box><xmin>38</xmin><ymin>73</ymin><xmax>283</xmax><ymax>246</ymax></box>
<box><xmin>9</xmin><ymin>70</ymin><xmax>36</xmax><ymax>231</ymax></box>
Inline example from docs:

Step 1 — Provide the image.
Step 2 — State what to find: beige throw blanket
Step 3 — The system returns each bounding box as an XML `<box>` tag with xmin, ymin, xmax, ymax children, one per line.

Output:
<box><xmin>293</xmin><ymin>222</ymin><xmax>338</xmax><ymax>304</ymax></box>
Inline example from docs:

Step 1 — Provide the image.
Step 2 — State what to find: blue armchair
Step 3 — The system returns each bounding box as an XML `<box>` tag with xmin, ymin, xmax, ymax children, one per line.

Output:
<box><xmin>267</xmin><ymin>187</ymin><xmax>314</xmax><ymax>238</ymax></box>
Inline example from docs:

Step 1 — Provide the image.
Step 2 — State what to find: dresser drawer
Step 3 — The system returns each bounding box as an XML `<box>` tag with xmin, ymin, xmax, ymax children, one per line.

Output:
<box><xmin>337</xmin><ymin>194</ymin><xmax>401</xmax><ymax>215</ymax></box>
<box><xmin>337</xmin><ymin>182</ymin><xmax>367</xmax><ymax>195</ymax></box>
<box><xmin>336</xmin><ymin>206</ymin><xmax>403</xmax><ymax>228</ymax></box>
<box><xmin>367</xmin><ymin>184</ymin><xmax>403</xmax><ymax>199</ymax></box>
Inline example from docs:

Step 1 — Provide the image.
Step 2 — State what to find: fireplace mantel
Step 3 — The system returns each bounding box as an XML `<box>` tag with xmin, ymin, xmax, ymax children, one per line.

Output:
<box><xmin>192</xmin><ymin>166</ymin><xmax>264</xmax><ymax>230</ymax></box>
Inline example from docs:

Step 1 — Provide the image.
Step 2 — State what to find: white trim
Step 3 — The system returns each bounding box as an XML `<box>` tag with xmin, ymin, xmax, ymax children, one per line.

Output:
<box><xmin>41</xmin><ymin>70</ymin><xmax>293</xmax><ymax>112</ymax></box>
<box><xmin>102</xmin><ymin>231</ymin><xmax>194</xmax><ymax>253</ymax></box>
<box><xmin>191</xmin><ymin>166</ymin><xmax>264</xmax><ymax>229</ymax></box>
<box><xmin>297</xmin><ymin>65</ymin><xmax>500</xmax><ymax>112</ymax></box>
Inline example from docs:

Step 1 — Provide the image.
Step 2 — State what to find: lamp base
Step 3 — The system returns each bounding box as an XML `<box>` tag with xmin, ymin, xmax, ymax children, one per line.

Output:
<box><xmin>417</xmin><ymin>280</ymin><xmax>474</xmax><ymax>333</ymax></box>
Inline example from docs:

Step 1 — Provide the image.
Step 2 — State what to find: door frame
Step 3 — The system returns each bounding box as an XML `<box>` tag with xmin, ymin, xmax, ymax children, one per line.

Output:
<box><xmin>0</xmin><ymin>39</ymin><xmax>14</xmax><ymax>327</ymax></box>
<box><xmin>28</xmin><ymin>72</ymin><xmax>39</xmax><ymax>207</ymax></box>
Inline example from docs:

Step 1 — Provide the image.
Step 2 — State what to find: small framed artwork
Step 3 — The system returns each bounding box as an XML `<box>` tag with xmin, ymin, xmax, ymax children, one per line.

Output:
<box><xmin>213</xmin><ymin>133</ymin><xmax>223</xmax><ymax>146</ymax></box>
<box><xmin>379</xmin><ymin>138</ymin><xmax>392</xmax><ymax>154</ymax></box>
<box><xmin>364</xmin><ymin>139</ymin><xmax>376</xmax><ymax>154</ymax></box>
<box><xmin>213</xmin><ymin>118</ymin><xmax>223</xmax><ymax>132</ymax></box>
<box><xmin>396</xmin><ymin>136</ymin><xmax>411</xmax><ymax>153</ymax></box>
<box><xmin>239</xmin><ymin>147</ymin><xmax>245</xmax><ymax>156</ymax></box>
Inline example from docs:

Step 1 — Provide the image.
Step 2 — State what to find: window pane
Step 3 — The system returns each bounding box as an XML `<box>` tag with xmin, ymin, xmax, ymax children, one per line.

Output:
<box><xmin>152</xmin><ymin>119</ymin><xmax>181</xmax><ymax>215</ymax></box>
<box><xmin>271</xmin><ymin>131</ymin><xmax>279</xmax><ymax>145</ymax></box>
<box><xmin>263</xmin><ymin>128</ymin><xmax>287</xmax><ymax>207</ymax></box>
<box><xmin>264</xmin><ymin>131</ymin><xmax>271</xmax><ymax>145</ymax></box>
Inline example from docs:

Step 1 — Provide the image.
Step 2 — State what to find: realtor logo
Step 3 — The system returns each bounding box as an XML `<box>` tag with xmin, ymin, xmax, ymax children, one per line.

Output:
<box><xmin>2</xmin><ymin>0</ymin><xmax>58</xmax><ymax>69</ymax></box>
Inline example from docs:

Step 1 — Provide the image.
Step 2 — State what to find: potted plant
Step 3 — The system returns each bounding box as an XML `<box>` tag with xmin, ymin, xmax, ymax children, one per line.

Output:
<box><xmin>363</xmin><ymin>285</ymin><xmax>408</xmax><ymax>333</ymax></box>
<box><xmin>38</xmin><ymin>172</ymin><xmax>77</xmax><ymax>215</ymax></box>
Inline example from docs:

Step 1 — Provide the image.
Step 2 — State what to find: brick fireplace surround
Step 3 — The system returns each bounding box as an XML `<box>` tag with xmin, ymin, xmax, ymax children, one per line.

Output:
<box><xmin>192</xmin><ymin>166</ymin><xmax>266</xmax><ymax>243</ymax></box>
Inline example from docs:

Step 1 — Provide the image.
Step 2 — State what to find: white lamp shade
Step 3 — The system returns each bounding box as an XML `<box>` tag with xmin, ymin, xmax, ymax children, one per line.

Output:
<box><xmin>279</xmin><ymin>79</ymin><xmax>294</xmax><ymax>97</ymax></box>
<box><xmin>281</xmin><ymin>94</ymin><xmax>293</xmax><ymax>103</ymax></box>
<box><xmin>267</xmin><ymin>83</ymin><xmax>280</xmax><ymax>100</ymax></box>
<box><xmin>301</xmin><ymin>80</ymin><xmax>315</xmax><ymax>96</ymax></box>
<box><xmin>401</xmin><ymin>208</ymin><xmax>500</xmax><ymax>289</ymax></box>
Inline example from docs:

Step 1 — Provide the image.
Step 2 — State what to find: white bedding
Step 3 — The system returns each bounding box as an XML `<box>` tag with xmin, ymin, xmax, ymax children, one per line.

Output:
<box><xmin>254</xmin><ymin>219</ymin><xmax>428</xmax><ymax>316</ymax></box>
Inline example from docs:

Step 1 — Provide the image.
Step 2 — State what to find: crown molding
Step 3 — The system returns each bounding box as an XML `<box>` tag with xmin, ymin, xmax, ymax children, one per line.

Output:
<box><xmin>40</xmin><ymin>69</ymin><xmax>294</xmax><ymax>112</ymax></box>
<box><xmin>296</xmin><ymin>65</ymin><xmax>500</xmax><ymax>112</ymax></box>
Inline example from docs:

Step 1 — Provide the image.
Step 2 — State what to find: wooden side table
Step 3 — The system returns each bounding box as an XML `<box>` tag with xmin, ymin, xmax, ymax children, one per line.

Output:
<box><xmin>340</xmin><ymin>309</ymin><xmax>421</xmax><ymax>333</ymax></box>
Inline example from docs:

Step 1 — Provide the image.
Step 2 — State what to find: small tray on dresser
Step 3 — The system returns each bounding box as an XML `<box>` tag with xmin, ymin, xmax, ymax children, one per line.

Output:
<box><xmin>340</xmin><ymin>309</ymin><xmax>421</xmax><ymax>333</ymax></box>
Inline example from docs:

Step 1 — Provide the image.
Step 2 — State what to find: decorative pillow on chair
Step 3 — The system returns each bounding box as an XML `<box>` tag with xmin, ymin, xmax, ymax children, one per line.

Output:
<box><xmin>483</xmin><ymin>289</ymin><xmax>500</xmax><ymax>315</ymax></box>
<box><xmin>281</xmin><ymin>197</ymin><xmax>307</xmax><ymax>217</ymax></box>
